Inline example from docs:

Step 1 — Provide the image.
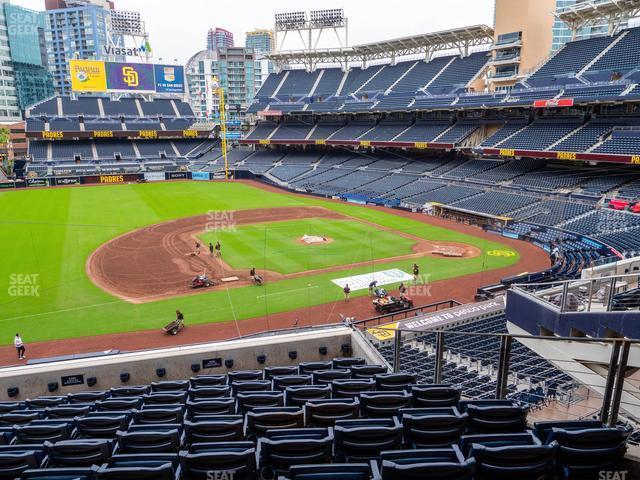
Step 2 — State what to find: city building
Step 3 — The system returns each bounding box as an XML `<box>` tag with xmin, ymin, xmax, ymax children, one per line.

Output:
<box><xmin>551</xmin><ymin>0</ymin><xmax>632</xmax><ymax>51</ymax></box>
<box><xmin>489</xmin><ymin>0</ymin><xmax>556</xmax><ymax>90</ymax></box>
<box><xmin>1</xmin><ymin>121</ymin><xmax>27</xmax><ymax>161</ymax></box>
<box><xmin>186</xmin><ymin>47</ymin><xmax>260</xmax><ymax>122</ymax></box>
<box><xmin>0</xmin><ymin>1</ymin><xmax>20</xmax><ymax>121</ymax></box>
<box><xmin>245</xmin><ymin>29</ymin><xmax>274</xmax><ymax>54</ymax></box>
<box><xmin>206</xmin><ymin>27</ymin><xmax>234</xmax><ymax>50</ymax></box>
<box><xmin>4</xmin><ymin>3</ymin><xmax>55</xmax><ymax>114</ymax></box>
<box><xmin>45</xmin><ymin>0</ymin><xmax>114</xmax><ymax>9</ymax></box>
<box><xmin>45</xmin><ymin>0</ymin><xmax>114</xmax><ymax>95</ymax></box>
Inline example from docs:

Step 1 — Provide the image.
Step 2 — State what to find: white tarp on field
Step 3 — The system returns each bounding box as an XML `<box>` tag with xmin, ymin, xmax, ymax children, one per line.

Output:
<box><xmin>331</xmin><ymin>269</ymin><xmax>413</xmax><ymax>291</ymax></box>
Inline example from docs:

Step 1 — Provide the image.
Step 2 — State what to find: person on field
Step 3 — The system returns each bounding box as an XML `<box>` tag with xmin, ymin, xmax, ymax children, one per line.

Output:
<box><xmin>399</xmin><ymin>282</ymin><xmax>407</xmax><ymax>296</ymax></box>
<box><xmin>195</xmin><ymin>241</ymin><xmax>201</xmax><ymax>255</ymax></box>
<box><xmin>412</xmin><ymin>264</ymin><xmax>420</xmax><ymax>284</ymax></box>
<box><xmin>209</xmin><ymin>242</ymin><xmax>214</xmax><ymax>255</ymax></box>
<box><xmin>343</xmin><ymin>284</ymin><xmax>351</xmax><ymax>302</ymax></box>
<box><xmin>215</xmin><ymin>241</ymin><xmax>221</xmax><ymax>257</ymax></box>
<box><xmin>14</xmin><ymin>334</ymin><xmax>25</xmax><ymax>360</ymax></box>
<box><xmin>250</xmin><ymin>267</ymin><xmax>256</xmax><ymax>279</ymax></box>
<box><xmin>368</xmin><ymin>280</ymin><xmax>378</xmax><ymax>296</ymax></box>
<box><xmin>176</xmin><ymin>310</ymin><xmax>184</xmax><ymax>321</ymax></box>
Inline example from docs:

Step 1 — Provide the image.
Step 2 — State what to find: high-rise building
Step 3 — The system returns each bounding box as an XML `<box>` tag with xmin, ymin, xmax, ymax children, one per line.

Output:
<box><xmin>186</xmin><ymin>47</ymin><xmax>260</xmax><ymax>122</ymax></box>
<box><xmin>245</xmin><ymin>29</ymin><xmax>274</xmax><ymax>55</ymax></box>
<box><xmin>551</xmin><ymin>0</ymin><xmax>631</xmax><ymax>51</ymax></box>
<box><xmin>0</xmin><ymin>1</ymin><xmax>21</xmax><ymax>121</ymax></box>
<box><xmin>45</xmin><ymin>0</ymin><xmax>114</xmax><ymax>10</ymax></box>
<box><xmin>45</xmin><ymin>0</ymin><xmax>114</xmax><ymax>95</ymax></box>
<box><xmin>206</xmin><ymin>27</ymin><xmax>234</xmax><ymax>50</ymax></box>
<box><xmin>4</xmin><ymin>3</ymin><xmax>55</xmax><ymax>114</ymax></box>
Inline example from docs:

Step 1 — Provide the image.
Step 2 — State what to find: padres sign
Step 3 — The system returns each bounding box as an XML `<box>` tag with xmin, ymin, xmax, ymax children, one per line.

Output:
<box><xmin>106</xmin><ymin>62</ymin><xmax>155</xmax><ymax>92</ymax></box>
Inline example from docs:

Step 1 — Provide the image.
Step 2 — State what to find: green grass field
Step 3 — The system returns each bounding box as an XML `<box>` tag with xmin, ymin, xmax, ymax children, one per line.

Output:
<box><xmin>0</xmin><ymin>182</ymin><xmax>520</xmax><ymax>345</ymax></box>
<box><xmin>200</xmin><ymin>218</ymin><xmax>416</xmax><ymax>275</ymax></box>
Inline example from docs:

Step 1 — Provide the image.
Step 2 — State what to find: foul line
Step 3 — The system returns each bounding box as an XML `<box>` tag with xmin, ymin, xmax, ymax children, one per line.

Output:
<box><xmin>256</xmin><ymin>285</ymin><xmax>319</xmax><ymax>299</ymax></box>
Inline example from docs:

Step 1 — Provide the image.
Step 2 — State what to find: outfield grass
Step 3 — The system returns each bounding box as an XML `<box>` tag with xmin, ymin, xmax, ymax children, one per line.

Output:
<box><xmin>0</xmin><ymin>182</ymin><xmax>520</xmax><ymax>345</ymax></box>
<box><xmin>200</xmin><ymin>218</ymin><xmax>416</xmax><ymax>275</ymax></box>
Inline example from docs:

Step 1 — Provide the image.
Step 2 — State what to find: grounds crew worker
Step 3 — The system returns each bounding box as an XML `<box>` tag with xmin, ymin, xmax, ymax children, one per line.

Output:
<box><xmin>343</xmin><ymin>284</ymin><xmax>351</xmax><ymax>302</ymax></box>
<box><xmin>14</xmin><ymin>333</ymin><xmax>25</xmax><ymax>360</ymax></box>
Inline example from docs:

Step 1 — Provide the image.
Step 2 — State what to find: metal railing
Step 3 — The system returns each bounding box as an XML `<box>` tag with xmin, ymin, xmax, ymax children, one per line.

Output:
<box><xmin>513</xmin><ymin>271</ymin><xmax>640</xmax><ymax>313</ymax></box>
<box><xmin>365</xmin><ymin>322</ymin><xmax>640</xmax><ymax>428</ymax></box>
<box><xmin>351</xmin><ymin>299</ymin><xmax>461</xmax><ymax>329</ymax></box>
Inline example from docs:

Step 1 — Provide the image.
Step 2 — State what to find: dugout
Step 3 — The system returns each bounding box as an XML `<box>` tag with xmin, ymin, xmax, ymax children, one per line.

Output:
<box><xmin>429</xmin><ymin>203</ymin><xmax>512</xmax><ymax>229</ymax></box>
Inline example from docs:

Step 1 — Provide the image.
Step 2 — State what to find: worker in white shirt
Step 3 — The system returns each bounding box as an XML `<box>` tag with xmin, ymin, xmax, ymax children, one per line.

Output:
<box><xmin>14</xmin><ymin>334</ymin><xmax>25</xmax><ymax>360</ymax></box>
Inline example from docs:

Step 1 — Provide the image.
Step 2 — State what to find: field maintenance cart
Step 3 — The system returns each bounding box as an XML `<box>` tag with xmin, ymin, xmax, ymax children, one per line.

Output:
<box><xmin>163</xmin><ymin>317</ymin><xmax>184</xmax><ymax>335</ymax></box>
<box><xmin>190</xmin><ymin>274</ymin><xmax>218</xmax><ymax>289</ymax></box>
<box><xmin>372</xmin><ymin>288</ymin><xmax>414</xmax><ymax>314</ymax></box>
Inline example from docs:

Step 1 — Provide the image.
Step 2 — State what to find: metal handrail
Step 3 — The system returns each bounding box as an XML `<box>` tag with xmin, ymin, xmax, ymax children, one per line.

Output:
<box><xmin>350</xmin><ymin>299</ymin><xmax>461</xmax><ymax>329</ymax></box>
<box><xmin>512</xmin><ymin>271</ymin><xmax>640</xmax><ymax>290</ymax></box>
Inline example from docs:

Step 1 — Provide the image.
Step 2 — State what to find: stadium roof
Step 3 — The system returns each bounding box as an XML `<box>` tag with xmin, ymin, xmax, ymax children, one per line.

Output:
<box><xmin>557</xmin><ymin>0</ymin><xmax>640</xmax><ymax>36</ymax></box>
<box><xmin>266</xmin><ymin>24</ymin><xmax>494</xmax><ymax>70</ymax></box>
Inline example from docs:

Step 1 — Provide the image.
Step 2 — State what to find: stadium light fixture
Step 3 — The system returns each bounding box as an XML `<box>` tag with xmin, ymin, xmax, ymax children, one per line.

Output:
<box><xmin>274</xmin><ymin>11</ymin><xmax>307</xmax><ymax>31</ymax></box>
<box><xmin>310</xmin><ymin>8</ymin><xmax>345</xmax><ymax>28</ymax></box>
<box><xmin>110</xmin><ymin>10</ymin><xmax>146</xmax><ymax>36</ymax></box>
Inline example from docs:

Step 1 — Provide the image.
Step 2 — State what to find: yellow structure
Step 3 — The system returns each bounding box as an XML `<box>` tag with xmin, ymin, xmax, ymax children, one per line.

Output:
<box><xmin>212</xmin><ymin>76</ymin><xmax>230</xmax><ymax>179</ymax></box>
<box><xmin>489</xmin><ymin>0</ymin><xmax>556</xmax><ymax>90</ymax></box>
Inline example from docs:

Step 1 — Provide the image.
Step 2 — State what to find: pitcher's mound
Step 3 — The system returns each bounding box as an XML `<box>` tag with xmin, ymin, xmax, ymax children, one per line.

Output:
<box><xmin>297</xmin><ymin>235</ymin><xmax>334</xmax><ymax>246</ymax></box>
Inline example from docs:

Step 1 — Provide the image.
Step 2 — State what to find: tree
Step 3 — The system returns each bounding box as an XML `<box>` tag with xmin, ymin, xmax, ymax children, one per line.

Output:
<box><xmin>0</xmin><ymin>127</ymin><xmax>11</xmax><ymax>175</ymax></box>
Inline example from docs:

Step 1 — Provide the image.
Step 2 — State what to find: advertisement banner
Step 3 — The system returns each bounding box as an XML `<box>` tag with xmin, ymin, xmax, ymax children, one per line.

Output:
<box><xmin>144</xmin><ymin>172</ymin><xmax>166</xmax><ymax>182</ymax></box>
<box><xmin>191</xmin><ymin>172</ymin><xmax>210</xmax><ymax>181</ymax></box>
<box><xmin>0</xmin><ymin>182</ymin><xmax>15</xmax><ymax>189</ymax></box>
<box><xmin>167</xmin><ymin>172</ymin><xmax>188</xmax><ymax>180</ymax></box>
<box><xmin>106</xmin><ymin>62</ymin><xmax>155</xmax><ymax>92</ymax></box>
<box><xmin>154</xmin><ymin>64</ymin><xmax>185</xmax><ymax>93</ymax></box>
<box><xmin>54</xmin><ymin>177</ymin><xmax>80</xmax><ymax>186</ymax></box>
<box><xmin>70</xmin><ymin>60</ymin><xmax>107</xmax><ymax>92</ymax></box>
<box><xmin>26</xmin><ymin>178</ymin><xmax>49</xmax><ymax>187</ymax></box>
<box><xmin>82</xmin><ymin>174</ymin><xmax>142</xmax><ymax>185</ymax></box>
<box><xmin>397</xmin><ymin>297</ymin><xmax>506</xmax><ymax>333</ymax></box>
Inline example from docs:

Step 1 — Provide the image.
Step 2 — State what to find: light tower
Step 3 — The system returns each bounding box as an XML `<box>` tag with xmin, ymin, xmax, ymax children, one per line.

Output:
<box><xmin>105</xmin><ymin>10</ymin><xmax>152</xmax><ymax>61</ymax></box>
<box><xmin>273</xmin><ymin>9</ymin><xmax>348</xmax><ymax>67</ymax></box>
<box><xmin>211</xmin><ymin>76</ymin><xmax>230</xmax><ymax>180</ymax></box>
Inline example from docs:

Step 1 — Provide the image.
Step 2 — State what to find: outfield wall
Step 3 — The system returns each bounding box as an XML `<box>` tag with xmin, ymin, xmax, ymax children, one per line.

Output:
<box><xmin>0</xmin><ymin>326</ymin><xmax>362</xmax><ymax>400</ymax></box>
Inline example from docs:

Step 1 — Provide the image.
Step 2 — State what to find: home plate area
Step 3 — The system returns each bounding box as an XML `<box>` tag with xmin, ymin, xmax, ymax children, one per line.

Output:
<box><xmin>297</xmin><ymin>234</ymin><xmax>334</xmax><ymax>245</ymax></box>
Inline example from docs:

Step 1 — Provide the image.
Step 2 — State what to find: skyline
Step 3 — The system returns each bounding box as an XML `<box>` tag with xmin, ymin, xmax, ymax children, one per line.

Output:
<box><xmin>10</xmin><ymin>0</ymin><xmax>497</xmax><ymax>63</ymax></box>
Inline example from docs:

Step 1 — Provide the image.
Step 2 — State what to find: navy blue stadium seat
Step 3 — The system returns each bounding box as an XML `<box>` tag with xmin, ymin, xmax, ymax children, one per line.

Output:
<box><xmin>400</xmin><ymin>407</ymin><xmax>468</xmax><ymax>448</ymax></box>
<box><xmin>334</xmin><ymin>418</ymin><xmax>403</xmax><ymax>461</ymax></box>
<box><xmin>377</xmin><ymin>446</ymin><xmax>475</xmax><ymax>480</ymax></box>
<box><xmin>179</xmin><ymin>442</ymin><xmax>255</xmax><ymax>479</ymax></box>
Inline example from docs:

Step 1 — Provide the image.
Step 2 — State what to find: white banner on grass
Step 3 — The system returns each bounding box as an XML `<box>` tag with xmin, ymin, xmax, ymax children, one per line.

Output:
<box><xmin>331</xmin><ymin>269</ymin><xmax>413</xmax><ymax>291</ymax></box>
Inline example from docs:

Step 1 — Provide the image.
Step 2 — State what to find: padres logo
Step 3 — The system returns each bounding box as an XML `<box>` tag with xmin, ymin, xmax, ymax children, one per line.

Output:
<box><xmin>122</xmin><ymin>66</ymin><xmax>139</xmax><ymax>87</ymax></box>
<box><xmin>488</xmin><ymin>250</ymin><xmax>517</xmax><ymax>257</ymax></box>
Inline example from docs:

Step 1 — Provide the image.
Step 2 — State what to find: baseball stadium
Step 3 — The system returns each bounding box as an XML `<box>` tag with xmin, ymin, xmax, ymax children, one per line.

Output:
<box><xmin>0</xmin><ymin>0</ymin><xmax>639</xmax><ymax>479</ymax></box>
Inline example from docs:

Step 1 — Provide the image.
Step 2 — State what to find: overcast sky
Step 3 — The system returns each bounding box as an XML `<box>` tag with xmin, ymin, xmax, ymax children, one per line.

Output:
<box><xmin>11</xmin><ymin>0</ymin><xmax>496</xmax><ymax>63</ymax></box>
